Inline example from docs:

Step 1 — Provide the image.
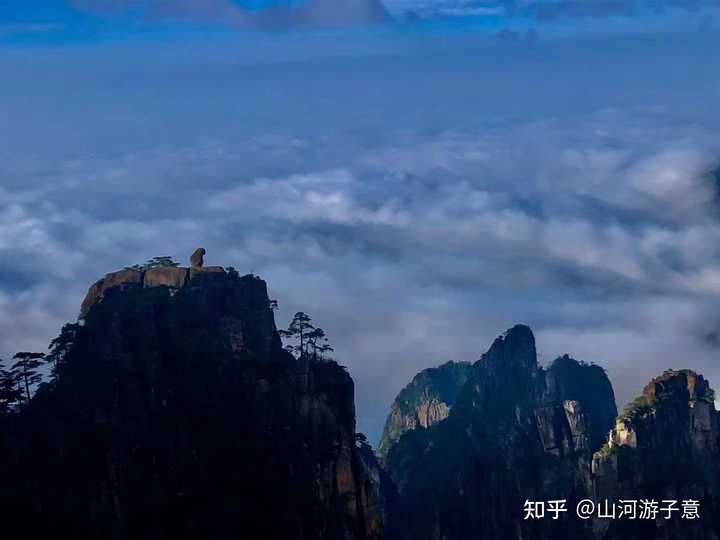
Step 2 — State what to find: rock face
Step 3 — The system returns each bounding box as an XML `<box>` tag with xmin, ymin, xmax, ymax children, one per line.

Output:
<box><xmin>591</xmin><ymin>369</ymin><xmax>720</xmax><ymax>540</ymax></box>
<box><xmin>383</xmin><ymin>328</ymin><xmax>720</xmax><ymax>540</ymax></box>
<box><xmin>80</xmin><ymin>268</ymin><xmax>144</xmax><ymax>317</ymax></box>
<box><xmin>545</xmin><ymin>354</ymin><xmax>618</xmax><ymax>452</ymax></box>
<box><xmin>79</xmin><ymin>262</ymin><xmax>227</xmax><ymax>318</ymax></box>
<box><xmin>378</xmin><ymin>361</ymin><xmax>471</xmax><ymax>460</ymax></box>
<box><xmin>189</xmin><ymin>265</ymin><xmax>226</xmax><ymax>281</ymax></box>
<box><xmin>144</xmin><ymin>266</ymin><xmax>188</xmax><ymax>289</ymax></box>
<box><xmin>1</xmin><ymin>268</ymin><xmax>382</xmax><ymax>540</ymax></box>
<box><xmin>384</xmin><ymin>326</ymin><xmax>617</xmax><ymax>540</ymax></box>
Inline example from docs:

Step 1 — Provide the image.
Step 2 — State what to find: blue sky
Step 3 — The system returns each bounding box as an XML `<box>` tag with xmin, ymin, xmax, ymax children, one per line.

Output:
<box><xmin>2</xmin><ymin>1</ymin><xmax>720</xmax><ymax>442</ymax></box>
<box><xmin>1</xmin><ymin>0</ymin><xmax>718</xmax><ymax>44</ymax></box>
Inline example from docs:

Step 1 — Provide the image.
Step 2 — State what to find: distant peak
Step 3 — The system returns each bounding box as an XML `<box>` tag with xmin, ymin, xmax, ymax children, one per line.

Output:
<box><xmin>482</xmin><ymin>324</ymin><xmax>537</xmax><ymax>372</ymax></box>
<box><xmin>642</xmin><ymin>369</ymin><xmax>714</xmax><ymax>404</ymax></box>
<box><xmin>502</xmin><ymin>324</ymin><xmax>534</xmax><ymax>341</ymax></box>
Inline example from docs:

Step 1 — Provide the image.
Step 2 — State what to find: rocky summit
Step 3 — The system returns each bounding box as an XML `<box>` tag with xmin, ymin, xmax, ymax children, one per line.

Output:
<box><xmin>383</xmin><ymin>325</ymin><xmax>615</xmax><ymax>540</ymax></box>
<box><xmin>382</xmin><ymin>326</ymin><xmax>720</xmax><ymax>540</ymax></box>
<box><xmin>79</xmin><ymin>258</ymin><xmax>226</xmax><ymax>318</ymax></box>
<box><xmin>592</xmin><ymin>369</ymin><xmax>720</xmax><ymax>540</ymax></box>
<box><xmin>0</xmin><ymin>259</ymin><xmax>382</xmax><ymax>540</ymax></box>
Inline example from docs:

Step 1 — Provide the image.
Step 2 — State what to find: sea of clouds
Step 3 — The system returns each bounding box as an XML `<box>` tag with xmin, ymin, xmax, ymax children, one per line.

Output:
<box><xmin>1</xmin><ymin>26</ymin><xmax>720</xmax><ymax>440</ymax></box>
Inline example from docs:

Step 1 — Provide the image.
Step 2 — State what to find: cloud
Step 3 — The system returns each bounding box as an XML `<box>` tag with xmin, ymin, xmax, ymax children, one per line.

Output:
<box><xmin>2</xmin><ymin>28</ymin><xmax>720</xmax><ymax>442</ymax></box>
<box><xmin>68</xmin><ymin>0</ymin><xmax>391</xmax><ymax>28</ymax></box>
<box><xmin>0</xmin><ymin>23</ymin><xmax>63</xmax><ymax>35</ymax></box>
<box><xmin>381</xmin><ymin>0</ymin><xmax>720</xmax><ymax>22</ymax></box>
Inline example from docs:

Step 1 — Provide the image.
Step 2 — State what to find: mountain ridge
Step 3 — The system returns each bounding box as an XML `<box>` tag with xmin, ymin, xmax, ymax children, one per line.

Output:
<box><xmin>2</xmin><ymin>260</ymin><xmax>720</xmax><ymax>540</ymax></box>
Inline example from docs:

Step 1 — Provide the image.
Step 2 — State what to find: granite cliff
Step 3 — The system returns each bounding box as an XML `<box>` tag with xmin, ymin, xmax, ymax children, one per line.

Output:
<box><xmin>0</xmin><ymin>258</ymin><xmax>383</xmax><ymax>540</ymax></box>
<box><xmin>377</xmin><ymin>361</ymin><xmax>471</xmax><ymax>460</ymax></box>
<box><xmin>383</xmin><ymin>325</ymin><xmax>616</xmax><ymax>540</ymax></box>
<box><xmin>591</xmin><ymin>369</ymin><xmax>720</xmax><ymax>540</ymax></box>
<box><xmin>382</xmin><ymin>326</ymin><xmax>720</xmax><ymax>540</ymax></box>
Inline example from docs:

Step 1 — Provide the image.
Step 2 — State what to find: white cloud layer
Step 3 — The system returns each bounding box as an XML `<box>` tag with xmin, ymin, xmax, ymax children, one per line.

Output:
<box><xmin>1</xmin><ymin>29</ymin><xmax>720</xmax><ymax>441</ymax></box>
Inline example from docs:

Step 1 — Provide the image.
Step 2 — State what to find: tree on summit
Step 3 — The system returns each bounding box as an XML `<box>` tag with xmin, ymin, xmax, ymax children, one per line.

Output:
<box><xmin>280</xmin><ymin>312</ymin><xmax>334</xmax><ymax>361</ymax></box>
<box><xmin>146</xmin><ymin>256</ymin><xmax>180</xmax><ymax>268</ymax></box>
<box><xmin>279</xmin><ymin>312</ymin><xmax>313</xmax><ymax>358</ymax></box>
<box><xmin>124</xmin><ymin>256</ymin><xmax>180</xmax><ymax>271</ymax></box>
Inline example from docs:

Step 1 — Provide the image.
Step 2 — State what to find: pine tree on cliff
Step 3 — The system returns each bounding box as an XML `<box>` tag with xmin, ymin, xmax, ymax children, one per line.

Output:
<box><xmin>307</xmin><ymin>327</ymin><xmax>334</xmax><ymax>361</ymax></box>
<box><xmin>11</xmin><ymin>352</ymin><xmax>45</xmax><ymax>403</ymax></box>
<box><xmin>124</xmin><ymin>255</ymin><xmax>180</xmax><ymax>271</ymax></box>
<box><xmin>146</xmin><ymin>256</ymin><xmax>180</xmax><ymax>268</ymax></box>
<box><xmin>0</xmin><ymin>360</ymin><xmax>22</xmax><ymax>414</ymax></box>
<box><xmin>306</xmin><ymin>327</ymin><xmax>325</xmax><ymax>359</ymax></box>
<box><xmin>46</xmin><ymin>323</ymin><xmax>80</xmax><ymax>382</ymax></box>
<box><xmin>280</xmin><ymin>313</ymin><xmax>335</xmax><ymax>361</ymax></box>
<box><xmin>279</xmin><ymin>312</ymin><xmax>315</xmax><ymax>358</ymax></box>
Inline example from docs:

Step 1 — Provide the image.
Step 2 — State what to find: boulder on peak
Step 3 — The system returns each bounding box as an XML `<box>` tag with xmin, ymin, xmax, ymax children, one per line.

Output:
<box><xmin>190</xmin><ymin>247</ymin><xmax>206</xmax><ymax>269</ymax></box>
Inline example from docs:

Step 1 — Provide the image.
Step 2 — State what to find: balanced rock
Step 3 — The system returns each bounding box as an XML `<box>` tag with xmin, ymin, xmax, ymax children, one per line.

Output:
<box><xmin>190</xmin><ymin>248</ymin><xmax>206</xmax><ymax>269</ymax></box>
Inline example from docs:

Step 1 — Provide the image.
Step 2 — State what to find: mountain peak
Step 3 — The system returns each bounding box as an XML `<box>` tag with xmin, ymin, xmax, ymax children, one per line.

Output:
<box><xmin>479</xmin><ymin>323</ymin><xmax>538</xmax><ymax>378</ymax></box>
<box><xmin>642</xmin><ymin>368</ymin><xmax>713</xmax><ymax>404</ymax></box>
<box><xmin>3</xmin><ymin>261</ymin><xmax>383</xmax><ymax>539</ymax></box>
<box><xmin>79</xmin><ymin>253</ymin><xmax>229</xmax><ymax>318</ymax></box>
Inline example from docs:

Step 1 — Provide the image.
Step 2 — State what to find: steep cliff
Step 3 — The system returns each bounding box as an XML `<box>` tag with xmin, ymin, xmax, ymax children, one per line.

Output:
<box><xmin>546</xmin><ymin>354</ymin><xmax>618</xmax><ymax>452</ymax></box>
<box><xmin>377</xmin><ymin>361</ymin><xmax>471</xmax><ymax>460</ymax></box>
<box><xmin>0</xmin><ymin>266</ymin><xmax>382</xmax><ymax>540</ymax></box>
<box><xmin>384</xmin><ymin>325</ymin><xmax>616</xmax><ymax>540</ymax></box>
<box><xmin>383</xmin><ymin>326</ymin><xmax>720</xmax><ymax>540</ymax></box>
<box><xmin>592</xmin><ymin>369</ymin><xmax>720</xmax><ymax>540</ymax></box>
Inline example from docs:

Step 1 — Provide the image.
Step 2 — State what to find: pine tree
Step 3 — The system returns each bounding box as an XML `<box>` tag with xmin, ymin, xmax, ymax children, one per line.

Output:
<box><xmin>124</xmin><ymin>256</ymin><xmax>180</xmax><ymax>271</ymax></box>
<box><xmin>318</xmin><ymin>339</ymin><xmax>334</xmax><ymax>360</ymax></box>
<box><xmin>279</xmin><ymin>313</ymin><xmax>334</xmax><ymax>361</ymax></box>
<box><xmin>145</xmin><ymin>256</ymin><xmax>180</xmax><ymax>268</ymax></box>
<box><xmin>46</xmin><ymin>323</ymin><xmax>80</xmax><ymax>382</ymax></box>
<box><xmin>306</xmin><ymin>327</ymin><xmax>324</xmax><ymax>359</ymax></box>
<box><xmin>0</xmin><ymin>360</ymin><xmax>22</xmax><ymax>414</ymax></box>
<box><xmin>279</xmin><ymin>312</ymin><xmax>315</xmax><ymax>358</ymax></box>
<box><xmin>306</xmin><ymin>328</ymin><xmax>334</xmax><ymax>360</ymax></box>
<box><xmin>11</xmin><ymin>352</ymin><xmax>45</xmax><ymax>403</ymax></box>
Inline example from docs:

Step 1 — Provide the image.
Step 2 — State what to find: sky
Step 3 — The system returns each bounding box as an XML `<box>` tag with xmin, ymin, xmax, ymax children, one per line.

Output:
<box><xmin>2</xmin><ymin>1</ymin><xmax>720</xmax><ymax>443</ymax></box>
